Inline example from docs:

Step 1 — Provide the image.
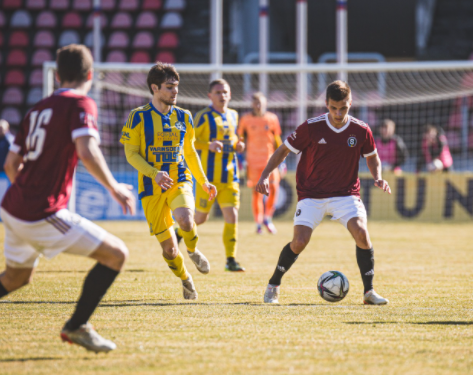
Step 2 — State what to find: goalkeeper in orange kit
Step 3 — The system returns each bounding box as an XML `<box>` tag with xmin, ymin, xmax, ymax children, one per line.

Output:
<box><xmin>238</xmin><ymin>92</ymin><xmax>284</xmax><ymax>234</ymax></box>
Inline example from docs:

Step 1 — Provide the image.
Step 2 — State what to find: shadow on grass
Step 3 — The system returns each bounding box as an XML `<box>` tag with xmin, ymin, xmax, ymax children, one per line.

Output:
<box><xmin>0</xmin><ymin>357</ymin><xmax>62</xmax><ymax>362</ymax></box>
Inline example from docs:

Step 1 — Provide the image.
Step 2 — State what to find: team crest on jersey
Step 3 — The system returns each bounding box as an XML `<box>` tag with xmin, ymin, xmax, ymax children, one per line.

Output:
<box><xmin>175</xmin><ymin>121</ymin><xmax>186</xmax><ymax>131</ymax></box>
<box><xmin>347</xmin><ymin>136</ymin><xmax>357</xmax><ymax>147</ymax></box>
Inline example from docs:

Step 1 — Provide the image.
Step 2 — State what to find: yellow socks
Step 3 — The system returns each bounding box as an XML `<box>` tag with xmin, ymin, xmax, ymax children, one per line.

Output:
<box><xmin>223</xmin><ymin>222</ymin><xmax>237</xmax><ymax>258</ymax></box>
<box><xmin>163</xmin><ymin>251</ymin><xmax>188</xmax><ymax>280</ymax></box>
<box><xmin>177</xmin><ymin>223</ymin><xmax>199</xmax><ymax>253</ymax></box>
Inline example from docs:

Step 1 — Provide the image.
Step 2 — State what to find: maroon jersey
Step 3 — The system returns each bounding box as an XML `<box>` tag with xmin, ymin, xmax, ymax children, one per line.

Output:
<box><xmin>285</xmin><ymin>113</ymin><xmax>377</xmax><ymax>200</ymax></box>
<box><xmin>1</xmin><ymin>89</ymin><xmax>100</xmax><ymax>221</ymax></box>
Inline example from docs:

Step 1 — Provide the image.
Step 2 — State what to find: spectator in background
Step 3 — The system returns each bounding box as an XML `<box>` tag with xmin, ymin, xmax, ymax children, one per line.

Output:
<box><xmin>375</xmin><ymin>119</ymin><xmax>408</xmax><ymax>174</ymax></box>
<box><xmin>0</xmin><ymin>120</ymin><xmax>14</xmax><ymax>172</ymax></box>
<box><xmin>417</xmin><ymin>125</ymin><xmax>453</xmax><ymax>173</ymax></box>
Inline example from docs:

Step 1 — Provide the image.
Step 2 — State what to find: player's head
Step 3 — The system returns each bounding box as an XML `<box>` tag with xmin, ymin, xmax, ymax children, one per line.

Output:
<box><xmin>380</xmin><ymin>119</ymin><xmax>396</xmax><ymax>139</ymax></box>
<box><xmin>208</xmin><ymin>79</ymin><xmax>231</xmax><ymax>111</ymax></box>
<box><xmin>325</xmin><ymin>80</ymin><xmax>352</xmax><ymax>126</ymax></box>
<box><xmin>147</xmin><ymin>62</ymin><xmax>180</xmax><ymax>106</ymax></box>
<box><xmin>56</xmin><ymin>44</ymin><xmax>93</xmax><ymax>92</ymax></box>
<box><xmin>251</xmin><ymin>92</ymin><xmax>267</xmax><ymax>116</ymax></box>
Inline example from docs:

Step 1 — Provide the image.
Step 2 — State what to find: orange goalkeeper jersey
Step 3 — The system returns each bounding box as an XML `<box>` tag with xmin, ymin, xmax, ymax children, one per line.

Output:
<box><xmin>238</xmin><ymin>111</ymin><xmax>282</xmax><ymax>169</ymax></box>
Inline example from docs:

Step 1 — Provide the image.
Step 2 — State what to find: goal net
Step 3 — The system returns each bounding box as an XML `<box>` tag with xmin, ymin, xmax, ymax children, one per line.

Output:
<box><xmin>44</xmin><ymin>62</ymin><xmax>473</xmax><ymax>222</ymax></box>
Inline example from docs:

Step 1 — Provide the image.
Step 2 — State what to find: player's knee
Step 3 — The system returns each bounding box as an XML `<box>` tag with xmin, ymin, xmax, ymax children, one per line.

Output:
<box><xmin>114</xmin><ymin>239</ymin><xmax>129</xmax><ymax>264</ymax></box>
<box><xmin>356</xmin><ymin>229</ymin><xmax>371</xmax><ymax>248</ymax></box>
<box><xmin>291</xmin><ymin>237</ymin><xmax>309</xmax><ymax>253</ymax></box>
<box><xmin>163</xmin><ymin>245</ymin><xmax>179</xmax><ymax>260</ymax></box>
<box><xmin>179</xmin><ymin>216</ymin><xmax>194</xmax><ymax>232</ymax></box>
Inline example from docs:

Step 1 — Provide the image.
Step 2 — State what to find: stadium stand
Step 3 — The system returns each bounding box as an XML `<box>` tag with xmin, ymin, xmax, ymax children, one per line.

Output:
<box><xmin>164</xmin><ymin>0</ymin><xmax>186</xmax><ymax>12</ymax></box>
<box><xmin>9</xmin><ymin>31</ymin><xmax>29</xmax><ymax>47</ymax></box>
<box><xmin>10</xmin><ymin>10</ymin><xmax>32</xmax><ymax>28</ymax></box>
<box><xmin>119</xmin><ymin>0</ymin><xmax>139</xmax><ymax>11</ymax></box>
<box><xmin>155</xmin><ymin>51</ymin><xmax>175</xmax><ymax>63</ymax></box>
<box><xmin>135</xmin><ymin>11</ymin><xmax>158</xmax><ymax>29</ymax></box>
<box><xmin>142</xmin><ymin>0</ymin><xmax>162</xmax><ymax>11</ymax></box>
<box><xmin>62</xmin><ymin>12</ymin><xmax>82</xmax><ymax>28</ymax></box>
<box><xmin>158</xmin><ymin>32</ymin><xmax>178</xmax><ymax>49</ymax></box>
<box><xmin>5</xmin><ymin>70</ymin><xmax>26</xmax><ymax>86</ymax></box>
<box><xmin>3</xmin><ymin>87</ymin><xmax>24</xmax><ymax>106</ymax></box>
<box><xmin>0</xmin><ymin>11</ymin><xmax>5</xmax><ymax>27</ymax></box>
<box><xmin>26</xmin><ymin>0</ymin><xmax>46</xmax><ymax>9</ymax></box>
<box><xmin>3</xmin><ymin>0</ymin><xmax>22</xmax><ymax>9</ymax></box>
<box><xmin>0</xmin><ymin>32</ymin><xmax>3</xmax><ymax>47</ymax></box>
<box><xmin>106</xmin><ymin>50</ymin><xmax>127</xmax><ymax>63</ymax></box>
<box><xmin>36</xmin><ymin>11</ymin><xmax>57</xmax><ymax>28</ymax></box>
<box><xmin>59</xmin><ymin>30</ymin><xmax>81</xmax><ymax>47</ymax></box>
<box><xmin>33</xmin><ymin>30</ymin><xmax>55</xmax><ymax>48</ymax></box>
<box><xmin>73</xmin><ymin>0</ymin><xmax>91</xmax><ymax>11</ymax></box>
<box><xmin>31</xmin><ymin>49</ymin><xmax>53</xmax><ymax>66</ymax></box>
<box><xmin>111</xmin><ymin>12</ymin><xmax>132</xmax><ymax>29</ymax></box>
<box><xmin>130</xmin><ymin>51</ymin><xmax>150</xmax><ymax>63</ymax></box>
<box><xmin>0</xmin><ymin>107</ymin><xmax>21</xmax><ymax>126</ymax></box>
<box><xmin>29</xmin><ymin>69</ymin><xmax>43</xmax><ymax>86</ymax></box>
<box><xmin>50</xmin><ymin>0</ymin><xmax>69</xmax><ymax>11</ymax></box>
<box><xmin>101</xmin><ymin>0</ymin><xmax>116</xmax><ymax>11</ymax></box>
<box><xmin>6</xmin><ymin>50</ymin><xmax>27</xmax><ymax>66</ymax></box>
<box><xmin>132</xmin><ymin>31</ymin><xmax>154</xmax><ymax>49</ymax></box>
<box><xmin>160</xmin><ymin>12</ymin><xmax>182</xmax><ymax>29</ymax></box>
<box><xmin>26</xmin><ymin>87</ymin><xmax>43</xmax><ymax>105</ymax></box>
<box><xmin>108</xmin><ymin>31</ymin><xmax>129</xmax><ymax>48</ymax></box>
<box><xmin>84</xmin><ymin>31</ymin><xmax>105</xmax><ymax>48</ymax></box>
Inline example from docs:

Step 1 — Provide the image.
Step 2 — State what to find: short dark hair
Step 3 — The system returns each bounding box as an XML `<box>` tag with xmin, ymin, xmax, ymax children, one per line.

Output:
<box><xmin>209</xmin><ymin>79</ymin><xmax>230</xmax><ymax>92</ymax></box>
<box><xmin>147</xmin><ymin>62</ymin><xmax>180</xmax><ymax>94</ymax></box>
<box><xmin>56</xmin><ymin>44</ymin><xmax>93</xmax><ymax>83</ymax></box>
<box><xmin>326</xmin><ymin>80</ymin><xmax>351</xmax><ymax>102</ymax></box>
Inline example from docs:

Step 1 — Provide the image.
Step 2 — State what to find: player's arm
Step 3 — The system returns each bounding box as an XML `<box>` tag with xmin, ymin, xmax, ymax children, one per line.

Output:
<box><xmin>3</xmin><ymin>151</ymin><xmax>23</xmax><ymax>183</ymax></box>
<box><xmin>255</xmin><ymin>144</ymin><xmax>291</xmax><ymax>196</ymax></box>
<box><xmin>366</xmin><ymin>153</ymin><xmax>391</xmax><ymax>194</ymax></box>
<box><xmin>76</xmin><ymin>136</ymin><xmax>136</xmax><ymax>214</ymax></box>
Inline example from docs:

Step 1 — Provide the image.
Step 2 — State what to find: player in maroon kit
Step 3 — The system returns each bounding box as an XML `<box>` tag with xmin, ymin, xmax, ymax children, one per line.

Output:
<box><xmin>257</xmin><ymin>80</ymin><xmax>391</xmax><ymax>305</ymax></box>
<box><xmin>0</xmin><ymin>45</ymin><xmax>135</xmax><ymax>352</ymax></box>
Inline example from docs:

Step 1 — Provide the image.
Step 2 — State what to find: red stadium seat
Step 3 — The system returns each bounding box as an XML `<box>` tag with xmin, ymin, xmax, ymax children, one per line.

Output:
<box><xmin>84</xmin><ymin>31</ymin><xmax>106</xmax><ymax>48</ymax></box>
<box><xmin>132</xmin><ymin>31</ymin><xmax>153</xmax><ymax>49</ymax></box>
<box><xmin>36</xmin><ymin>11</ymin><xmax>57</xmax><ymax>28</ymax></box>
<box><xmin>50</xmin><ymin>0</ymin><xmax>69</xmax><ymax>10</ymax></box>
<box><xmin>27</xmin><ymin>87</ymin><xmax>43</xmax><ymax>106</ymax></box>
<box><xmin>59</xmin><ymin>30</ymin><xmax>80</xmax><ymax>47</ymax></box>
<box><xmin>130</xmin><ymin>51</ymin><xmax>150</xmax><ymax>63</ymax></box>
<box><xmin>0</xmin><ymin>12</ymin><xmax>5</xmax><ymax>28</ymax></box>
<box><xmin>108</xmin><ymin>31</ymin><xmax>129</xmax><ymax>48</ymax></box>
<box><xmin>118</xmin><ymin>0</ymin><xmax>138</xmax><ymax>11</ymax></box>
<box><xmin>101</xmin><ymin>0</ymin><xmax>116</xmax><ymax>10</ymax></box>
<box><xmin>106</xmin><ymin>50</ymin><xmax>126</xmax><ymax>63</ymax></box>
<box><xmin>32</xmin><ymin>49</ymin><xmax>53</xmax><ymax>66</ymax></box>
<box><xmin>110</xmin><ymin>12</ymin><xmax>132</xmax><ymax>29</ymax></box>
<box><xmin>142</xmin><ymin>0</ymin><xmax>162</xmax><ymax>11</ymax></box>
<box><xmin>9</xmin><ymin>31</ymin><xmax>29</xmax><ymax>47</ymax></box>
<box><xmin>86</xmin><ymin>13</ymin><xmax>107</xmax><ymax>29</ymax></box>
<box><xmin>7</xmin><ymin>50</ymin><xmax>27</xmax><ymax>66</ymax></box>
<box><xmin>155</xmin><ymin>51</ymin><xmax>174</xmax><ymax>64</ymax></box>
<box><xmin>3</xmin><ymin>0</ymin><xmax>22</xmax><ymax>9</ymax></box>
<box><xmin>5</xmin><ymin>70</ymin><xmax>26</xmax><ymax>86</ymax></box>
<box><xmin>160</xmin><ymin>12</ymin><xmax>182</xmax><ymax>29</ymax></box>
<box><xmin>135</xmin><ymin>11</ymin><xmax>158</xmax><ymax>29</ymax></box>
<box><xmin>29</xmin><ymin>69</ymin><xmax>43</xmax><ymax>86</ymax></box>
<box><xmin>26</xmin><ymin>0</ymin><xmax>46</xmax><ymax>9</ymax></box>
<box><xmin>164</xmin><ymin>0</ymin><xmax>186</xmax><ymax>11</ymax></box>
<box><xmin>62</xmin><ymin>12</ymin><xmax>82</xmax><ymax>28</ymax></box>
<box><xmin>3</xmin><ymin>87</ymin><xmax>24</xmax><ymax>105</ymax></box>
<box><xmin>34</xmin><ymin>30</ymin><xmax>55</xmax><ymax>48</ymax></box>
<box><xmin>1</xmin><ymin>108</ymin><xmax>22</xmax><ymax>126</ymax></box>
<box><xmin>72</xmin><ymin>0</ymin><xmax>91</xmax><ymax>10</ymax></box>
<box><xmin>10</xmin><ymin>10</ymin><xmax>33</xmax><ymax>28</ymax></box>
<box><xmin>158</xmin><ymin>32</ymin><xmax>178</xmax><ymax>49</ymax></box>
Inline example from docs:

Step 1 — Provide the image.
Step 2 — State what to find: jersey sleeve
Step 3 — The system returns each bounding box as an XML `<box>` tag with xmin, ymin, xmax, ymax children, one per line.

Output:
<box><xmin>120</xmin><ymin>110</ymin><xmax>142</xmax><ymax>146</ymax></box>
<box><xmin>361</xmin><ymin>126</ymin><xmax>377</xmax><ymax>158</ymax></box>
<box><xmin>284</xmin><ymin>122</ymin><xmax>311</xmax><ymax>154</ymax></box>
<box><xmin>70</xmin><ymin>97</ymin><xmax>100</xmax><ymax>144</ymax></box>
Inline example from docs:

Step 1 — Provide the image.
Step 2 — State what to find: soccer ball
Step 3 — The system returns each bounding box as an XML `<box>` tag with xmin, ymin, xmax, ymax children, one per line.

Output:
<box><xmin>317</xmin><ymin>271</ymin><xmax>349</xmax><ymax>302</ymax></box>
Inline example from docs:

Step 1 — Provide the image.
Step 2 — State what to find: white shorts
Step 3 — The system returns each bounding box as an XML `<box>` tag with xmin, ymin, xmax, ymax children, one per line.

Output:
<box><xmin>1</xmin><ymin>208</ymin><xmax>107</xmax><ymax>268</ymax></box>
<box><xmin>294</xmin><ymin>196</ymin><xmax>367</xmax><ymax>229</ymax></box>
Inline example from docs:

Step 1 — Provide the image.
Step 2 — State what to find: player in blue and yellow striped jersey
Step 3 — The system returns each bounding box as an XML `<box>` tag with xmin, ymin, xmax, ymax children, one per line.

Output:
<box><xmin>120</xmin><ymin>62</ymin><xmax>217</xmax><ymax>300</ymax></box>
<box><xmin>177</xmin><ymin>79</ymin><xmax>245</xmax><ymax>271</ymax></box>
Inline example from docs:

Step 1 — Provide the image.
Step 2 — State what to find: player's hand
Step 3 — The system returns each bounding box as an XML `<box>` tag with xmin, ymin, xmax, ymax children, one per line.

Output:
<box><xmin>374</xmin><ymin>179</ymin><xmax>391</xmax><ymax>194</ymax></box>
<box><xmin>256</xmin><ymin>177</ymin><xmax>270</xmax><ymax>196</ymax></box>
<box><xmin>110</xmin><ymin>183</ymin><xmax>136</xmax><ymax>215</ymax></box>
<box><xmin>235</xmin><ymin>137</ymin><xmax>245</xmax><ymax>153</ymax></box>
<box><xmin>155</xmin><ymin>171</ymin><xmax>174</xmax><ymax>190</ymax></box>
<box><xmin>202</xmin><ymin>182</ymin><xmax>217</xmax><ymax>201</ymax></box>
<box><xmin>209</xmin><ymin>141</ymin><xmax>223</xmax><ymax>153</ymax></box>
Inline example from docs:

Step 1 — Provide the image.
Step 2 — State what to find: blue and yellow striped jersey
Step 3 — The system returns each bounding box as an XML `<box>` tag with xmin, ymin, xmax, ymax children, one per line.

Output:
<box><xmin>120</xmin><ymin>103</ymin><xmax>207</xmax><ymax>199</ymax></box>
<box><xmin>194</xmin><ymin>106</ymin><xmax>239</xmax><ymax>184</ymax></box>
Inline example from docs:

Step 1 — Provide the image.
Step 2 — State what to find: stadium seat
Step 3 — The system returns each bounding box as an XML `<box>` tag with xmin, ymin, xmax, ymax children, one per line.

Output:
<box><xmin>3</xmin><ymin>0</ymin><xmax>22</xmax><ymax>9</ymax></box>
<box><xmin>118</xmin><ymin>0</ymin><xmax>138</xmax><ymax>11</ymax></box>
<box><xmin>164</xmin><ymin>0</ymin><xmax>186</xmax><ymax>11</ymax></box>
<box><xmin>136</xmin><ymin>12</ymin><xmax>158</xmax><ymax>29</ymax></box>
<box><xmin>27</xmin><ymin>87</ymin><xmax>43</xmax><ymax>105</ymax></box>
<box><xmin>34</xmin><ymin>30</ymin><xmax>55</xmax><ymax>48</ymax></box>
<box><xmin>155</xmin><ymin>51</ymin><xmax>174</xmax><ymax>64</ymax></box>
<box><xmin>160</xmin><ymin>12</ymin><xmax>182</xmax><ymax>29</ymax></box>
<box><xmin>6</xmin><ymin>50</ymin><xmax>27</xmax><ymax>66</ymax></box>
<box><xmin>86</xmin><ymin>13</ymin><xmax>107</xmax><ymax>29</ymax></box>
<box><xmin>106</xmin><ymin>50</ymin><xmax>126</xmax><ymax>63</ymax></box>
<box><xmin>72</xmin><ymin>0</ymin><xmax>91</xmax><ymax>10</ymax></box>
<box><xmin>36</xmin><ymin>11</ymin><xmax>57</xmax><ymax>28</ymax></box>
<box><xmin>101</xmin><ymin>0</ymin><xmax>116</xmax><ymax>10</ymax></box>
<box><xmin>126</xmin><ymin>72</ymin><xmax>147</xmax><ymax>86</ymax></box>
<box><xmin>50</xmin><ymin>0</ymin><xmax>69</xmax><ymax>10</ymax></box>
<box><xmin>1</xmin><ymin>108</ymin><xmax>22</xmax><ymax>126</ymax></box>
<box><xmin>130</xmin><ymin>51</ymin><xmax>150</xmax><ymax>63</ymax></box>
<box><xmin>102</xmin><ymin>90</ymin><xmax>121</xmax><ymax>106</ymax></box>
<box><xmin>62</xmin><ymin>12</ymin><xmax>82</xmax><ymax>28</ymax></box>
<box><xmin>5</xmin><ymin>70</ymin><xmax>26</xmax><ymax>86</ymax></box>
<box><xmin>0</xmin><ymin>32</ymin><xmax>3</xmax><ymax>47</ymax></box>
<box><xmin>31</xmin><ymin>49</ymin><xmax>53</xmax><ymax>66</ymax></box>
<box><xmin>158</xmin><ymin>32</ymin><xmax>178</xmax><ymax>49</ymax></box>
<box><xmin>0</xmin><ymin>12</ymin><xmax>5</xmax><ymax>28</ymax></box>
<box><xmin>142</xmin><ymin>0</ymin><xmax>162</xmax><ymax>11</ymax></box>
<box><xmin>111</xmin><ymin>12</ymin><xmax>132</xmax><ymax>29</ymax></box>
<box><xmin>3</xmin><ymin>87</ymin><xmax>24</xmax><ymax>105</ymax></box>
<box><xmin>29</xmin><ymin>69</ymin><xmax>43</xmax><ymax>86</ymax></box>
<box><xmin>59</xmin><ymin>30</ymin><xmax>80</xmax><ymax>47</ymax></box>
<box><xmin>132</xmin><ymin>31</ymin><xmax>153</xmax><ymax>49</ymax></box>
<box><xmin>84</xmin><ymin>31</ymin><xmax>106</xmax><ymax>48</ymax></box>
<box><xmin>10</xmin><ymin>10</ymin><xmax>33</xmax><ymax>28</ymax></box>
<box><xmin>108</xmin><ymin>31</ymin><xmax>129</xmax><ymax>48</ymax></box>
<box><xmin>26</xmin><ymin>0</ymin><xmax>46</xmax><ymax>9</ymax></box>
<box><xmin>9</xmin><ymin>31</ymin><xmax>29</xmax><ymax>47</ymax></box>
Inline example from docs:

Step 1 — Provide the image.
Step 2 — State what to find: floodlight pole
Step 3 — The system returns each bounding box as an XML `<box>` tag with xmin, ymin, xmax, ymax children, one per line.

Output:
<box><xmin>210</xmin><ymin>0</ymin><xmax>223</xmax><ymax>80</ymax></box>
<box><xmin>259</xmin><ymin>0</ymin><xmax>269</xmax><ymax>95</ymax></box>
<box><xmin>297</xmin><ymin>0</ymin><xmax>308</xmax><ymax>126</ymax></box>
<box><xmin>336</xmin><ymin>0</ymin><xmax>348</xmax><ymax>81</ymax></box>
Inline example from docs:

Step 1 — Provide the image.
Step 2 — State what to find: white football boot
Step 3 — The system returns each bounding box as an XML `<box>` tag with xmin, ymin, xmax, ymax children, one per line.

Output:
<box><xmin>264</xmin><ymin>284</ymin><xmax>280</xmax><ymax>303</ymax></box>
<box><xmin>182</xmin><ymin>274</ymin><xmax>198</xmax><ymax>300</ymax></box>
<box><xmin>188</xmin><ymin>249</ymin><xmax>210</xmax><ymax>274</ymax></box>
<box><xmin>363</xmin><ymin>289</ymin><xmax>389</xmax><ymax>305</ymax></box>
<box><xmin>60</xmin><ymin>323</ymin><xmax>116</xmax><ymax>353</ymax></box>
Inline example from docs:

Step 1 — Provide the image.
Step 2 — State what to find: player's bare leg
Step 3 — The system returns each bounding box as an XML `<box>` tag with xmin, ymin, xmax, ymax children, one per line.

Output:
<box><xmin>264</xmin><ymin>225</ymin><xmax>312</xmax><ymax>303</ymax></box>
<box><xmin>174</xmin><ymin>207</ymin><xmax>209</xmax><ymax>274</ymax></box>
<box><xmin>347</xmin><ymin>217</ymin><xmax>389</xmax><ymax>305</ymax></box>
<box><xmin>221</xmin><ymin>206</ymin><xmax>244</xmax><ymax>272</ymax></box>
<box><xmin>0</xmin><ymin>266</ymin><xmax>35</xmax><ymax>295</ymax></box>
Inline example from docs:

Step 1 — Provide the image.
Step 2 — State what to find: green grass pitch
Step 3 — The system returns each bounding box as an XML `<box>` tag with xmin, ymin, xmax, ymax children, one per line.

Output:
<box><xmin>0</xmin><ymin>221</ymin><xmax>472</xmax><ymax>374</ymax></box>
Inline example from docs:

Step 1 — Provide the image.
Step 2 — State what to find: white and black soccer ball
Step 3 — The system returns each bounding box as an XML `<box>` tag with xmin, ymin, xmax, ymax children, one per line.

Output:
<box><xmin>317</xmin><ymin>271</ymin><xmax>349</xmax><ymax>302</ymax></box>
